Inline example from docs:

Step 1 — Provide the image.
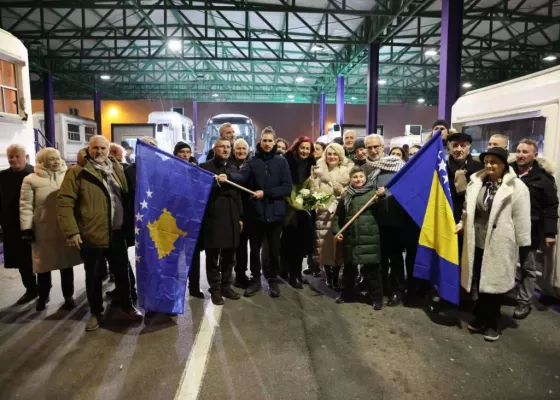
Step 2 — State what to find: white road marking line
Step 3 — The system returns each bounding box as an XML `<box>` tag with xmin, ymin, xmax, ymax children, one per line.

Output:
<box><xmin>174</xmin><ymin>301</ymin><xmax>223</xmax><ymax>400</ymax></box>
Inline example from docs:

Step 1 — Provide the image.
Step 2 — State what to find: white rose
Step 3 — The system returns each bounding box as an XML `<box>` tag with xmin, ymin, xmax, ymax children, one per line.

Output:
<box><xmin>295</xmin><ymin>197</ymin><xmax>304</xmax><ymax>205</ymax></box>
<box><xmin>300</xmin><ymin>189</ymin><xmax>311</xmax><ymax>196</ymax></box>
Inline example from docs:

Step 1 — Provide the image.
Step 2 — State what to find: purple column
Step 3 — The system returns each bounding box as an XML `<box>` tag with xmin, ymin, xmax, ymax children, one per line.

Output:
<box><xmin>93</xmin><ymin>90</ymin><xmax>102</xmax><ymax>137</ymax></box>
<box><xmin>366</xmin><ymin>43</ymin><xmax>380</xmax><ymax>135</ymax></box>
<box><xmin>336</xmin><ymin>75</ymin><xmax>345</xmax><ymax>125</ymax></box>
<box><xmin>438</xmin><ymin>0</ymin><xmax>464</xmax><ymax>122</ymax></box>
<box><xmin>192</xmin><ymin>101</ymin><xmax>198</xmax><ymax>153</ymax></box>
<box><xmin>42</xmin><ymin>73</ymin><xmax>55</xmax><ymax>148</ymax></box>
<box><xmin>311</xmin><ymin>101</ymin><xmax>315</xmax><ymax>140</ymax></box>
<box><xmin>319</xmin><ymin>92</ymin><xmax>326</xmax><ymax>136</ymax></box>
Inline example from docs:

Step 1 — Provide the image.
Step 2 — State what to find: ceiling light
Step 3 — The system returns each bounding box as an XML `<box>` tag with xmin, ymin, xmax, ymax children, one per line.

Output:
<box><xmin>295</xmin><ymin>77</ymin><xmax>305</xmax><ymax>83</ymax></box>
<box><xmin>351</xmin><ymin>96</ymin><xmax>357</xmax><ymax>100</ymax></box>
<box><xmin>167</xmin><ymin>39</ymin><xmax>182</xmax><ymax>52</ymax></box>
<box><xmin>417</xmin><ymin>98</ymin><xmax>425</xmax><ymax>104</ymax></box>
<box><xmin>462</xmin><ymin>82</ymin><xmax>473</xmax><ymax>88</ymax></box>
<box><xmin>378</xmin><ymin>79</ymin><xmax>387</xmax><ymax>85</ymax></box>
<box><xmin>543</xmin><ymin>55</ymin><xmax>557</xmax><ymax>62</ymax></box>
<box><xmin>425</xmin><ymin>49</ymin><xmax>438</xmax><ymax>57</ymax></box>
<box><xmin>100</xmin><ymin>75</ymin><xmax>111</xmax><ymax>80</ymax></box>
<box><xmin>311</xmin><ymin>44</ymin><xmax>324</xmax><ymax>52</ymax></box>
<box><xmin>287</xmin><ymin>94</ymin><xmax>295</xmax><ymax>99</ymax></box>
<box><xmin>212</xmin><ymin>93</ymin><xmax>219</xmax><ymax>97</ymax></box>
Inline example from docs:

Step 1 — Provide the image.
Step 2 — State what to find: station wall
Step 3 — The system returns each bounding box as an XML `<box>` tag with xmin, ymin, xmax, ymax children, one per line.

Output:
<box><xmin>31</xmin><ymin>99</ymin><xmax>437</xmax><ymax>152</ymax></box>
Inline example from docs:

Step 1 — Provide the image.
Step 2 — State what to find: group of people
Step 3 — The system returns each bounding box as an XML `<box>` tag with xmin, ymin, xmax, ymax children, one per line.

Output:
<box><xmin>0</xmin><ymin>118</ymin><xmax>557</xmax><ymax>342</ymax></box>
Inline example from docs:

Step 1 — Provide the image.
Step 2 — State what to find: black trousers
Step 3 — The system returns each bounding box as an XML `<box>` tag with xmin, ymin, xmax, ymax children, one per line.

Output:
<box><xmin>249</xmin><ymin>220</ymin><xmax>282</xmax><ymax>281</ymax></box>
<box><xmin>80</xmin><ymin>230</ymin><xmax>132</xmax><ymax>314</ymax></box>
<box><xmin>472</xmin><ymin>247</ymin><xmax>502</xmax><ymax>330</ymax></box>
<box><xmin>37</xmin><ymin>268</ymin><xmax>74</xmax><ymax>299</ymax></box>
<box><xmin>380</xmin><ymin>226</ymin><xmax>406</xmax><ymax>296</ymax></box>
<box><xmin>235</xmin><ymin>228</ymin><xmax>250</xmax><ymax>278</ymax></box>
<box><xmin>205</xmin><ymin>248</ymin><xmax>235</xmax><ymax>294</ymax></box>
<box><xmin>188</xmin><ymin>249</ymin><xmax>201</xmax><ymax>291</ymax></box>
<box><xmin>18</xmin><ymin>265</ymin><xmax>37</xmax><ymax>293</ymax></box>
<box><xmin>342</xmin><ymin>263</ymin><xmax>383</xmax><ymax>301</ymax></box>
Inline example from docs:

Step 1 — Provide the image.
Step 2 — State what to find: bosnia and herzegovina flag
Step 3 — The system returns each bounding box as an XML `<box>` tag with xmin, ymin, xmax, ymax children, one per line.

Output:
<box><xmin>134</xmin><ymin>141</ymin><xmax>214</xmax><ymax>314</ymax></box>
<box><xmin>386</xmin><ymin>131</ymin><xmax>460</xmax><ymax>304</ymax></box>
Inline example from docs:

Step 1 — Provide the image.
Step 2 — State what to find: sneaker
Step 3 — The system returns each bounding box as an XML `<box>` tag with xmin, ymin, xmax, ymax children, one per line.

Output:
<box><xmin>372</xmin><ymin>301</ymin><xmax>383</xmax><ymax>311</ymax></box>
<box><xmin>86</xmin><ymin>314</ymin><xmax>102</xmax><ymax>332</ymax></box>
<box><xmin>483</xmin><ymin>328</ymin><xmax>500</xmax><ymax>342</ymax></box>
<box><xmin>63</xmin><ymin>297</ymin><xmax>76</xmax><ymax>309</ymax></box>
<box><xmin>36</xmin><ymin>296</ymin><xmax>50</xmax><ymax>312</ymax></box>
<box><xmin>119</xmin><ymin>305</ymin><xmax>143</xmax><ymax>322</ymax></box>
<box><xmin>16</xmin><ymin>291</ymin><xmax>38</xmax><ymax>305</ymax></box>
<box><xmin>268</xmin><ymin>280</ymin><xmax>281</xmax><ymax>298</ymax></box>
<box><xmin>467</xmin><ymin>319</ymin><xmax>486</xmax><ymax>333</ymax></box>
<box><xmin>513</xmin><ymin>304</ymin><xmax>531</xmax><ymax>320</ymax></box>
<box><xmin>221</xmin><ymin>287</ymin><xmax>241</xmax><ymax>300</ymax></box>
<box><xmin>211</xmin><ymin>293</ymin><xmax>225</xmax><ymax>305</ymax></box>
<box><xmin>244</xmin><ymin>280</ymin><xmax>262</xmax><ymax>297</ymax></box>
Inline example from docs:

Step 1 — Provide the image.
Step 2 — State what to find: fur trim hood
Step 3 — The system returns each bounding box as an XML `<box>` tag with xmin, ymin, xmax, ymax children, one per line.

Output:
<box><xmin>33</xmin><ymin>162</ymin><xmax>68</xmax><ymax>178</ymax></box>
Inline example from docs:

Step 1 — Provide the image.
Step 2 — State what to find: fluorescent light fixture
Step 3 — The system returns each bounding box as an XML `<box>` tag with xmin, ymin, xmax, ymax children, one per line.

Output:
<box><xmin>543</xmin><ymin>55</ymin><xmax>557</xmax><ymax>62</ymax></box>
<box><xmin>351</xmin><ymin>96</ymin><xmax>357</xmax><ymax>100</ymax></box>
<box><xmin>378</xmin><ymin>79</ymin><xmax>387</xmax><ymax>85</ymax></box>
<box><xmin>287</xmin><ymin>94</ymin><xmax>295</xmax><ymax>99</ymax></box>
<box><xmin>212</xmin><ymin>93</ymin><xmax>219</xmax><ymax>97</ymax></box>
<box><xmin>100</xmin><ymin>75</ymin><xmax>111</xmax><ymax>80</ymax></box>
<box><xmin>425</xmin><ymin>49</ymin><xmax>438</xmax><ymax>57</ymax></box>
<box><xmin>167</xmin><ymin>39</ymin><xmax>182</xmax><ymax>52</ymax></box>
<box><xmin>311</xmin><ymin>44</ymin><xmax>324</xmax><ymax>52</ymax></box>
<box><xmin>295</xmin><ymin>77</ymin><xmax>305</xmax><ymax>83</ymax></box>
<box><xmin>462</xmin><ymin>82</ymin><xmax>473</xmax><ymax>88</ymax></box>
<box><xmin>417</xmin><ymin>98</ymin><xmax>425</xmax><ymax>104</ymax></box>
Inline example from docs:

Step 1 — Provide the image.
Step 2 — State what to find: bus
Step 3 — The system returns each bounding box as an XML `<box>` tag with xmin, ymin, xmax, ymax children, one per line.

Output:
<box><xmin>199</xmin><ymin>114</ymin><xmax>256</xmax><ymax>162</ymax></box>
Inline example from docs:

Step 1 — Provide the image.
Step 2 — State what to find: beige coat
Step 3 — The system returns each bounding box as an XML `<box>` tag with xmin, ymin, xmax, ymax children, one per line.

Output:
<box><xmin>460</xmin><ymin>170</ymin><xmax>531</xmax><ymax>294</ymax></box>
<box><xmin>310</xmin><ymin>158</ymin><xmax>354</xmax><ymax>266</ymax></box>
<box><xmin>20</xmin><ymin>164</ymin><xmax>82</xmax><ymax>273</ymax></box>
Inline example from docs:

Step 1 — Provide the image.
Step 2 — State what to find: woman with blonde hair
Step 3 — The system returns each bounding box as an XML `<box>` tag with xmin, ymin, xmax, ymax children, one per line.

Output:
<box><xmin>310</xmin><ymin>142</ymin><xmax>354</xmax><ymax>290</ymax></box>
<box><xmin>20</xmin><ymin>147</ymin><xmax>81</xmax><ymax>311</ymax></box>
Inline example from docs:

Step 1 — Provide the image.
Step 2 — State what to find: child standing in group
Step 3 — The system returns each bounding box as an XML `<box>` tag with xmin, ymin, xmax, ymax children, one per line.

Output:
<box><xmin>332</xmin><ymin>166</ymin><xmax>384</xmax><ymax>310</ymax></box>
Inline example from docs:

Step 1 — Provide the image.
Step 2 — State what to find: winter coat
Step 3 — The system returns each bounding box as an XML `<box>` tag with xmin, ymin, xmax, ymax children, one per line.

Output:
<box><xmin>447</xmin><ymin>155</ymin><xmax>483</xmax><ymax>223</ymax></box>
<box><xmin>228</xmin><ymin>143</ymin><xmax>292</xmax><ymax>223</ymax></box>
<box><xmin>332</xmin><ymin>190</ymin><xmax>381</xmax><ymax>265</ymax></box>
<box><xmin>371</xmin><ymin>170</ymin><xmax>409</xmax><ymax>228</ymax></box>
<box><xmin>20</xmin><ymin>164</ymin><xmax>81</xmax><ymax>273</ymax></box>
<box><xmin>310</xmin><ymin>158</ymin><xmax>353</xmax><ymax>266</ymax></box>
<box><xmin>0</xmin><ymin>164</ymin><xmax>33</xmax><ymax>269</ymax></box>
<box><xmin>460</xmin><ymin>170</ymin><xmax>531</xmax><ymax>294</ymax></box>
<box><xmin>57</xmin><ymin>154</ymin><xmax>131</xmax><ymax>248</ymax></box>
<box><xmin>199</xmin><ymin>158</ymin><xmax>243</xmax><ymax>249</ymax></box>
<box><xmin>511</xmin><ymin>158</ymin><xmax>558</xmax><ymax>249</ymax></box>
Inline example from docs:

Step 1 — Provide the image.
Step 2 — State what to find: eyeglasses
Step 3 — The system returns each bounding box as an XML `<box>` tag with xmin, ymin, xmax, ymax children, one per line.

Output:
<box><xmin>366</xmin><ymin>145</ymin><xmax>381</xmax><ymax>150</ymax></box>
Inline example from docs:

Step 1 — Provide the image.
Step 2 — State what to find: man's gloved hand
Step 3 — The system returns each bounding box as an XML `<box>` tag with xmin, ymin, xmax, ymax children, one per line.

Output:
<box><xmin>21</xmin><ymin>229</ymin><xmax>35</xmax><ymax>243</ymax></box>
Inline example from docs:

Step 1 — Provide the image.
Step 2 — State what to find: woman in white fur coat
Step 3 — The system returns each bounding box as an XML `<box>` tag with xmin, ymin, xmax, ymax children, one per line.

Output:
<box><xmin>20</xmin><ymin>148</ymin><xmax>81</xmax><ymax>311</ymax></box>
<box><xmin>458</xmin><ymin>147</ymin><xmax>531</xmax><ymax>342</ymax></box>
<box><xmin>310</xmin><ymin>143</ymin><xmax>354</xmax><ymax>290</ymax></box>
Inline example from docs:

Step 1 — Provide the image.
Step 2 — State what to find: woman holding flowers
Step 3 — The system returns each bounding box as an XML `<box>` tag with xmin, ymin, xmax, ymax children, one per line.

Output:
<box><xmin>310</xmin><ymin>143</ymin><xmax>354</xmax><ymax>290</ymax></box>
<box><xmin>282</xmin><ymin>136</ymin><xmax>316</xmax><ymax>288</ymax></box>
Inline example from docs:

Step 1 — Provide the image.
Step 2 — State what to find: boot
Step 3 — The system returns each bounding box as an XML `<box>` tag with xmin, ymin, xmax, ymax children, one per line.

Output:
<box><xmin>331</xmin><ymin>266</ymin><xmax>341</xmax><ymax>292</ymax></box>
<box><xmin>36</xmin><ymin>296</ymin><xmax>50</xmax><ymax>312</ymax></box>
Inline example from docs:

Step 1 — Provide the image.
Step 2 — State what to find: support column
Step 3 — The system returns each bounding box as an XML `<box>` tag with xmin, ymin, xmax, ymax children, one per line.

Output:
<box><xmin>93</xmin><ymin>90</ymin><xmax>102</xmax><ymax>137</ymax></box>
<box><xmin>319</xmin><ymin>93</ymin><xmax>326</xmax><ymax>136</ymax></box>
<box><xmin>336</xmin><ymin>75</ymin><xmax>345</xmax><ymax>125</ymax></box>
<box><xmin>192</xmin><ymin>101</ymin><xmax>198</xmax><ymax>154</ymax></box>
<box><xmin>42</xmin><ymin>73</ymin><xmax>55</xmax><ymax>148</ymax></box>
<box><xmin>438</xmin><ymin>0</ymin><xmax>463</xmax><ymax>122</ymax></box>
<box><xmin>366</xmin><ymin>43</ymin><xmax>380</xmax><ymax>135</ymax></box>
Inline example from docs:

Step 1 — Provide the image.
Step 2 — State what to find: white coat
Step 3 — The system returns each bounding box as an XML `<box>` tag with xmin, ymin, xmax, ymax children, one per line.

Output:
<box><xmin>20</xmin><ymin>163</ymin><xmax>81</xmax><ymax>273</ymax></box>
<box><xmin>460</xmin><ymin>169</ymin><xmax>531</xmax><ymax>294</ymax></box>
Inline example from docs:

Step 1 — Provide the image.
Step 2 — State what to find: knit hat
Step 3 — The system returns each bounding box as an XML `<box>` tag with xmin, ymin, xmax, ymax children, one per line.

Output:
<box><xmin>353</xmin><ymin>138</ymin><xmax>365</xmax><ymax>151</ymax></box>
<box><xmin>447</xmin><ymin>132</ymin><xmax>472</xmax><ymax>143</ymax></box>
<box><xmin>479</xmin><ymin>147</ymin><xmax>510</xmax><ymax>169</ymax></box>
<box><xmin>173</xmin><ymin>141</ymin><xmax>191</xmax><ymax>156</ymax></box>
<box><xmin>432</xmin><ymin>119</ymin><xmax>450</xmax><ymax>130</ymax></box>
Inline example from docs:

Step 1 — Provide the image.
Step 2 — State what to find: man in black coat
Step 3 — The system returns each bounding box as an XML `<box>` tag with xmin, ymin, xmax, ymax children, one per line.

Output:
<box><xmin>200</xmin><ymin>139</ymin><xmax>244</xmax><ymax>305</ymax></box>
<box><xmin>0</xmin><ymin>144</ymin><xmax>37</xmax><ymax>303</ymax></box>
<box><xmin>218</xmin><ymin>127</ymin><xmax>292</xmax><ymax>298</ymax></box>
<box><xmin>511</xmin><ymin>139</ymin><xmax>558</xmax><ymax>320</ymax></box>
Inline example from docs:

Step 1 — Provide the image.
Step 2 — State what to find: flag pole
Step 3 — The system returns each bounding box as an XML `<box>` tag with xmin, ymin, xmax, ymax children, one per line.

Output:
<box><xmin>218</xmin><ymin>178</ymin><xmax>258</xmax><ymax>196</ymax></box>
<box><xmin>334</xmin><ymin>194</ymin><xmax>378</xmax><ymax>239</ymax></box>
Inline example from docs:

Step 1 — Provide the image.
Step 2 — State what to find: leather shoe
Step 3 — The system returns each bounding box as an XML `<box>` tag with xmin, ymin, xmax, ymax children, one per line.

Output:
<box><xmin>268</xmin><ymin>280</ymin><xmax>280</xmax><ymax>298</ymax></box>
<box><xmin>244</xmin><ymin>280</ymin><xmax>262</xmax><ymax>297</ymax></box>
<box><xmin>189</xmin><ymin>289</ymin><xmax>205</xmax><ymax>299</ymax></box>
<box><xmin>211</xmin><ymin>293</ymin><xmax>225</xmax><ymax>305</ymax></box>
<box><xmin>16</xmin><ymin>291</ymin><xmax>38</xmax><ymax>305</ymax></box>
<box><xmin>372</xmin><ymin>301</ymin><xmax>383</xmax><ymax>311</ymax></box>
<box><xmin>120</xmin><ymin>306</ymin><xmax>143</xmax><ymax>322</ymax></box>
<box><xmin>234</xmin><ymin>276</ymin><xmax>251</xmax><ymax>289</ymax></box>
<box><xmin>513</xmin><ymin>303</ymin><xmax>532</xmax><ymax>320</ymax></box>
<box><xmin>222</xmin><ymin>287</ymin><xmax>241</xmax><ymax>300</ymax></box>
<box><xmin>386</xmin><ymin>293</ymin><xmax>402</xmax><ymax>307</ymax></box>
<box><xmin>64</xmin><ymin>297</ymin><xmax>76</xmax><ymax>309</ymax></box>
<box><xmin>36</xmin><ymin>296</ymin><xmax>50</xmax><ymax>311</ymax></box>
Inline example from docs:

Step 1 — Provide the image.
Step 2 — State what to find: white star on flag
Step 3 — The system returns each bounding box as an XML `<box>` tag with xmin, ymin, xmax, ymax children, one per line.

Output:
<box><xmin>135</xmin><ymin>255</ymin><xmax>141</xmax><ymax>262</ymax></box>
<box><xmin>146</xmin><ymin>189</ymin><xmax>153</xmax><ymax>198</ymax></box>
<box><xmin>443</xmin><ymin>174</ymin><xmax>449</xmax><ymax>184</ymax></box>
<box><xmin>438</xmin><ymin>159</ymin><xmax>446</xmax><ymax>171</ymax></box>
<box><xmin>140</xmin><ymin>199</ymin><xmax>148</xmax><ymax>209</ymax></box>
<box><xmin>134</xmin><ymin>226</ymin><xmax>140</xmax><ymax>235</ymax></box>
<box><xmin>136</xmin><ymin>212</ymin><xmax>143</xmax><ymax>222</ymax></box>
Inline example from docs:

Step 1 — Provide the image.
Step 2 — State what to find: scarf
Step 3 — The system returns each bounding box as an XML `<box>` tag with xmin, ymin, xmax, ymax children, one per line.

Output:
<box><xmin>483</xmin><ymin>178</ymin><xmax>502</xmax><ymax>210</ymax></box>
<box><xmin>365</xmin><ymin>156</ymin><xmax>405</xmax><ymax>174</ymax></box>
<box><xmin>90</xmin><ymin>157</ymin><xmax>124</xmax><ymax>228</ymax></box>
<box><xmin>344</xmin><ymin>176</ymin><xmax>377</xmax><ymax>211</ymax></box>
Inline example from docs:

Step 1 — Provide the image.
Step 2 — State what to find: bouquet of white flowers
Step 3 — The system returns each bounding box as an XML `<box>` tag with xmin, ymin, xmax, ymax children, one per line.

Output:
<box><xmin>292</xmin><ymin>187</ymin><xmax>332</xmax><ymax>211</ymax></box>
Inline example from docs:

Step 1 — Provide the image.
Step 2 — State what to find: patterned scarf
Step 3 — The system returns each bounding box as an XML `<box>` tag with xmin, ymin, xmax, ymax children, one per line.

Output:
<box><xmin>483</xmin><ymin>178</ymin><xmax>502</xmax><ymax>210</ymax></box>
<box><xmin>344</xmin><ymin>176</ymin><xmax>377</xmax><ymax>211</ymax></box>
<box><xmin>90</xmin><ymin>157</ymin><xmax>124</xmax><ymax>223</ymax></box>
<box><xmin>366</xmin><ymin>155</ymin><xmax>405</xmax><ymax>173</ymax></box>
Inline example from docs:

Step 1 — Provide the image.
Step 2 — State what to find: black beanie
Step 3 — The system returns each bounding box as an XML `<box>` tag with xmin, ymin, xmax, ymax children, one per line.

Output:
<box><xmin>432</xmin><ymin>119</ymin><xmax>449</xmax><ymax>130</ymax></box>
<box><xmin>173</xmin><ymin>141</ymin><xmax>191</xmax><ymax>156</ymax></box>
<box><xmin>353</xmin><ymin>138</ymin><xmax>365</xmax><ymax>151</ymax></box>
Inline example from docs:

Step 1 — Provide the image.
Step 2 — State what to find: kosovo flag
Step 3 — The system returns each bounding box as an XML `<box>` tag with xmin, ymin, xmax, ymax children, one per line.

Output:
<box><xmin>134</xmin><ymin>141</ymin><xmax>214</xmax><ymax>314</ymax></box>
<box><xmin>386</xmin><ymin>131</ymin><xmax>460</xmax><ymax>304</ymax></box>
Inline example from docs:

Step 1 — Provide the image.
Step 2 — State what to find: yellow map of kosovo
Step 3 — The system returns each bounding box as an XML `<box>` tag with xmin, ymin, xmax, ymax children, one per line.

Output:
<box><xmin>147</xmin><ymin>208</ymin><xmax>187</xmax><ymax>259</ymax></box>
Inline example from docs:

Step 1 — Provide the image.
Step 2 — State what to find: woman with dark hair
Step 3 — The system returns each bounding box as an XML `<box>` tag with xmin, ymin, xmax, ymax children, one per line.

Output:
<box><xmin>408</xmin><ymin>144</ymin><xmax>421</xmax><ymax>158</ymax></box>
<box><xmin>313</xmin><ymin>141</ymin><xmax>327</xmax><ymax>160</ymax></box>
<box><xmin>276</xmin><ymin>138</ymin><xmax>289</xmax><ymax>155</ymax></box>
<box><xmin>282</xmin><ymin>136</ymin><xmax>316</xmax><ymax>288</ymax></box>
<box><xmin>390</xmin><ymin>146</ymin><xmax>408</xmax><ymax>162</ymax></box>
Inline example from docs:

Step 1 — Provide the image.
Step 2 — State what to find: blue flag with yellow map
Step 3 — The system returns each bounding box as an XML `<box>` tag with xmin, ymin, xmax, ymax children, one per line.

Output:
<box><xmin>385</xmin><ymin>131</ymin><xmax>460</xmax><ymax>305</ymax></box>
<box><xmin>134</xmin><ymin>141</ymin><xmax>214</xmax><ymax>314</ymax></box>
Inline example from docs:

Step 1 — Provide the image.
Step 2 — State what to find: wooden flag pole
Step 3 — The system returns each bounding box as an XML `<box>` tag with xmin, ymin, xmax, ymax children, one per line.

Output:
<box><xmin>217</xmin><ymin>176</ymin><xmax>258</xmax><ymax>196</ymax></box>
<box><xmin>334</xmin><ymin>193</ymin><xmax>378</xmax><ymax>240</ymax></box>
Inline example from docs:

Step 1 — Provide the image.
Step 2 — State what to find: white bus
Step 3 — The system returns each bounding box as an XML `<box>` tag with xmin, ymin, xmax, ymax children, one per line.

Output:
<box><xmin>452</xmin><ymin>65</ymin><xmax>560</xmax><ymax>298</ymax></box>
<box><xmin>199</xmin><ymin>113</ymin><xmax>256</xmax><ymax>162</ymax></box>
<box><xmin>0</xmin><ymin>29</ymin><xmax>35</xmax><ymax>169</ymax></box>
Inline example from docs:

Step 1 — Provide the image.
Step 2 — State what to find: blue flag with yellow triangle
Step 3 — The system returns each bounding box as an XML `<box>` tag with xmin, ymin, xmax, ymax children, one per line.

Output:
<box><xmin>385</xmin><ymin>131</ymin><xmax>460</xmax><ymax>304</ymax></box>
<box><xmin>134</xmin><ymin>141</ymin><xmax>214</xmax><ymax>314</ymax></box>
